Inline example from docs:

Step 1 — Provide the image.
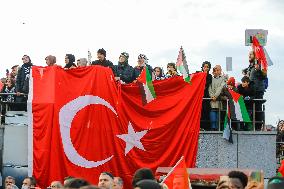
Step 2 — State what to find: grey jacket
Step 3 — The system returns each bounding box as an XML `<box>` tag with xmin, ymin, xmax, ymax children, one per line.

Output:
<box><xmin>209</xmin><ymin>75</ymin><xmax>226</xmax><ymax>109</ymax></box>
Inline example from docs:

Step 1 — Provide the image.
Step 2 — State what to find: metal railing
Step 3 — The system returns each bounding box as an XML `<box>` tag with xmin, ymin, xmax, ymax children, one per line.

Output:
<box><xmin>201</xmin><ymin>98</ymin><xmax>266</xmax><ymax>131</ymax></box>
<box><xmin>0</xmin><ymin>94</ymin><xmax>266</xmax><ymax>131</ymax></box>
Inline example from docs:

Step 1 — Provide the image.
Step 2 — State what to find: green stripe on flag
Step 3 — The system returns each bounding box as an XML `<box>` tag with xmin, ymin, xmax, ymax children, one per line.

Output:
<box><xmin>145</xmin><ymin>66</ymin><xmax>156</xmax><ymax>98</ymax></box>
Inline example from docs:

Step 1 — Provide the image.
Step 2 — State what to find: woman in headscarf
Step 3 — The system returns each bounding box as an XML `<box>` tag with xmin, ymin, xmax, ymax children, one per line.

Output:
<box><xmin>64</xmin><ymin>54</ymin><xmax>77</xmax><ymax>69</ymax></box>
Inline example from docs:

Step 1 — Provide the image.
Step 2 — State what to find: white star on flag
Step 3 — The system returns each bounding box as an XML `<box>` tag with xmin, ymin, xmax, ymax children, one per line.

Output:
<box><xmin>116</xmin><ymin>122</ymin><xmax>148</xmax><ymax>155</ymax></box>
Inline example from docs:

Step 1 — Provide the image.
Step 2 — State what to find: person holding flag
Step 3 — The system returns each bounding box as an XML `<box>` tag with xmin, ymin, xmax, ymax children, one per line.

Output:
<box><xmin>134</xmin><ymin>54</ymin><xmax>153</xmax><ymax>81</ymax></box>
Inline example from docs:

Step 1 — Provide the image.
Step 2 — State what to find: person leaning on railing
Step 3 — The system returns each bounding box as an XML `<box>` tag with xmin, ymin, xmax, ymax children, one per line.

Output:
<box><xmin>208</xmin><ymin>65</ymin><xmax>226</xmax><ymax>131</ymax></box>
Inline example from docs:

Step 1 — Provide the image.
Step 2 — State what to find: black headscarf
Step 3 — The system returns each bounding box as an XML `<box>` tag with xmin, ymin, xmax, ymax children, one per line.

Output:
<box><xmin>65</xmin><ymin>54</ymin><xmax>77</xmax><ymax>69</ymax></box>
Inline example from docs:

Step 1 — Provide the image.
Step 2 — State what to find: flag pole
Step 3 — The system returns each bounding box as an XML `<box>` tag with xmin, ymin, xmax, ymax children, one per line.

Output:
<box><xmin>161</xmin><ymin>156</ymin><xmax>184</xmax><ymax>184</ymax></box>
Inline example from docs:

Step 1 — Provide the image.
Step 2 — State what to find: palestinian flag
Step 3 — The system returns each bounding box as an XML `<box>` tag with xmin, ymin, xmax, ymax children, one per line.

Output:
<box><xmin>137</xmin><ymin>66</ymin><xmax>156</xmax><ymax>105</ymax></box>
<box><xmin>278</xmin><ymin>160</ymin><xmax>284</xmax><ymax>177</ymax></box>
<box><xmin>228</xmin><ymin>89</ymin><xmax>251</xmax><ymax>123</ymax></box>
<box><xmin>223</xmin><ymin>103</ymin><xmax>233</xmax><ymax>143</ymax></box>
<box><xmin>176</xmin><ymin>46</ymin><xmax>191</xmax><ymax>83</ymax></box>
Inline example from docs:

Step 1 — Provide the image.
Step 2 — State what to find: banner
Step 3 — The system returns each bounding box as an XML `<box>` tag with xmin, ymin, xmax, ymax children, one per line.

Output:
<box><xmin>28</xmin><ymin>66</ymin><xmax>206</xmax><ymax>188</ymax></box>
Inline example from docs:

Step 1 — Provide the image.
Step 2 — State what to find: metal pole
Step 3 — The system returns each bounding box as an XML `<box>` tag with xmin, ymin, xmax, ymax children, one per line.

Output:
<box><xmin>253</xmin><ymin>101</ymin><xmax>256</xmax><ymax>131</ymax></box>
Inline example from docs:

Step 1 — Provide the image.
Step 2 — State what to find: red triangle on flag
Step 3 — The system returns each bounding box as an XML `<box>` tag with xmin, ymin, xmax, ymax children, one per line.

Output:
<box><xmin>228</xmin><ymin>89</ymin><xmax>241</xmax><ymax>103</ymax></box>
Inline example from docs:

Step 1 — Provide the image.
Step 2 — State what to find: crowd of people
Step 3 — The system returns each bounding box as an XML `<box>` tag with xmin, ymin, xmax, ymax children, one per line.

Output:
<box><xmin>0</xmin><ymin>48</ymin><xmax>267</xmax><ymax>130</ymax></box>
<box><xmin>4</xmin><ymin>168</ymin><xmax>284</xmax><ymax>189</ymax></box>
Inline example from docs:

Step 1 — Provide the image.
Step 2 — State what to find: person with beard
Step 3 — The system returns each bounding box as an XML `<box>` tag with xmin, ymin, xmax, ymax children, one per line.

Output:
<box><xmin>200</xmin><ymin>61</ymin><xmax>212</xmax><ymax>130</ymax></box>
<box><xmin>15</xmin><ymin>55</ymin><xmax>33</xmax><ymax>110</ymax></box>
<box><xmin>64</xmin><ymin>54</ymin><xmax>77</xmax><ymax>69</ymax></box>
<box><xmin>113</xmin><ymin>52</ymin><xmax>135</xmax><ymax>83</ymax></box>
<box><xmin>133</xmin><ymin>54</ymin><xmax>153</xmax><ymax>80</ymax></box>
<box><xmin>91</xmin><ymin>48</ymin><xmax>114</xmax><ymax>68</ymax></box>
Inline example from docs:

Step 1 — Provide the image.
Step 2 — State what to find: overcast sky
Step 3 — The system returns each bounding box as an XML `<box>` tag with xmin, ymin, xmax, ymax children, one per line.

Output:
<box><xmin>0</xmin><ymin>0</ymin><xmax>283</xmax><ymax>125</ymax></box>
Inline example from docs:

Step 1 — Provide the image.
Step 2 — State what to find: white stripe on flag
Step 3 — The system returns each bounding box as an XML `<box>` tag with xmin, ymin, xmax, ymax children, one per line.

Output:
<box><xmin>27</xmin><ymin>68</ymin><xmax>34</xmax><ymax>176</ymax></box>
<box><xmin>143</xmin><ymin>83</ymin><xmax>154</xmax><ymax>103</ymax></box>
<box><xmin>234</xmin><ymin>101</ymin><xmax>243</xmax><ymax>121</ymax></box>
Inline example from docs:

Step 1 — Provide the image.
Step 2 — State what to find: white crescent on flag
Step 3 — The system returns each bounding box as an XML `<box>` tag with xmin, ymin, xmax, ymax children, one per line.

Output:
<box><xmin>59</xmin><ymin>95</ymin><xmax>117</xmax><ymax>168</ymax></box>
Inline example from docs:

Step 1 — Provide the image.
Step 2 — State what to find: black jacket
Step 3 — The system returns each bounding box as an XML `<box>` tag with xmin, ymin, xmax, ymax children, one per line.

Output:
<box><xmin>113</xmin><ymin>62</ymin><xmax>135</xmax><ymax>83</ymax></box>
<box><xmin>91</xmin><ymin>59</ymin><xmax>113</xmax><ymax>68</ymax></box>
<box><xmin>204</xmin><ymin>73</ymin><xmax>212</xmax><ymax>98</ymax></box>
<box><xmin>16</xmin><ymin>62</ymin><xmax>33</xmax><ymax>94</ymax></box>
<box><xmin>249</xmin><ymin>68</ymin><xmax>266</xmax><ymax>92</ymax></box>
<box><xmin>237</xmin><ymin>84</ymin><xmax>255</xmax><ymax>99</ymax></box>
<box><xmin>133</xmin><ymin>64</ymin><xmax>153</xmax><ymax>80</ymax></box>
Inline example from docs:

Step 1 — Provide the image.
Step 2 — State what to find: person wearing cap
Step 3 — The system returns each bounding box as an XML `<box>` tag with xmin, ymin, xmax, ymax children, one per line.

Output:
<box><xmin>113</xmin><ymin>52</ymin><xmax>135</xmax><ymax>84</ymax></box>
<box><xmin>98</xmin><ymin>172</ymin><xmax>115</xmax><ymax>189</ymax></box>
<box><xmin>133</xmin><ymin>54</ymin><xmax>153</xmax><ymax>80</ymax></box>
<box><xmin>91</xmin><ymin>48</ymin><xmax>114</xmax><ymax>68</ymax></box>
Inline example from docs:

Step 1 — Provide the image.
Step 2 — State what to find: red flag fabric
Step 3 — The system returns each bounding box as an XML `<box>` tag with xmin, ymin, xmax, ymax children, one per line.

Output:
<box><xmin>252</xmin><ymin>36</ymin><xmax>268</xmax><ymax>71</ymax></box>
<box><xmin>28</xmin><ymin>66</ymin><xmax>206</xmax><ymax>188</ymax></box>
<box><xmin>278</xmin><ymin>160</ymin><xmax>284</xmax><ymax>177</ymax></box>
<box><xmin>163</xmin><ymin>157</ymin><xmax>191</xmax><ymax>189</ymax></box>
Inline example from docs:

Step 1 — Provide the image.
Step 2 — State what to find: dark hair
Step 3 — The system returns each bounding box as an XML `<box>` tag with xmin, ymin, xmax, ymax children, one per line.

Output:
<box><xmin>167</xmin><ymin>63</ymin><xmax>176</xmax><ymax>71</ymax></box>
<box><xmin>80</xmin><ymin>185</ymin><xmax>100</xmax><ymax>189</ymax></box>
<box><xmin>267</xmin><ymin>176</ymin><xmax>284</xmax><ymax>189</ymax></box>
<box><xmin>202</xmin><ymin>61</ymin><xmax>211</xmax><ymax>71</ymax></box>
<box><xmin>132</xmin><ymin>168</ymin><xmax>155</xmax><ymax>187</ymax></box>
<box><xmin>64</xmin><ymin>176</ymin><xmax>74</xmax><ymax>181</ymax></box>
<box><xmin>154</xmin><ymin>67</ymin><xmax>163</xmax><ymax>77</ymax></box>
<box><xmin>228</xmin><ymin>171</ymin><xmax>248</xmax><ymax>188</ymax></box>
<box><xmin>64</xmin><ymin>178</ymin><xmax>90</xmax><ymax>188</ymax></box>
<box><xmin>11</xmin><ymin>65</ymin><xmax>19</xmax><ymax>70</ymax></box>
<box><xmin>66</xmin><ymin>54</ymin><xmax>75</xmax><ymax>63</ymax></box>
<box><xmin>101</xmin><ymin>172</ymin><xmax>114</xmax><ymax>180</ymax></box>
<box><xmin>241</xmin><ymin>76</ymin><xmax>250</xmax><ymax>83</ymax></box>
<box><xmin>22</xmin><ymin>55</ymin><xmax>32</xmax><ymax>64</ymax></box>
<box><xmin>135</xmin><ymin>180</ymin><xmax>161</xmax><ymax>189</ymax></box>
<box><xmin>24</xmin><ymin>177</ymin><xmax>36</xmax><ymax>187</ymax></box>
<box><xmin>242</xmin><ymin>68</ymin><xmax>248</xmax><ymax>75</ymax></box>
<box><xmin>97</xmin><ymin>48</ymin><xmax>106</xmax><ymax>57</ymax></box>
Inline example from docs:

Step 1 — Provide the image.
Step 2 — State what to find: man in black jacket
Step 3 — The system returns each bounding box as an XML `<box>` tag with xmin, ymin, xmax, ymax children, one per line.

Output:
<box><xmin>91</xmin><ymin>48</ymin><xmax>114</xmax><ymax>68</ymax></box>
<box><xmin>113</xmin><ymin>52</ymin><xmax>135</xmax><ymax>84</ymax></box>
<box><xmin>15</xmin><ymin>55</ymin><xmax>33</xmax><ymax>110</ymax></box>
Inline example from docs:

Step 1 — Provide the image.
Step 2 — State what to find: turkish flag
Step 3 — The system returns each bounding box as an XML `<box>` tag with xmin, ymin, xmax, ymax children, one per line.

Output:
<box><xmin>252</xmin><ymin>36</ymin><xmax>268</xmax><ymax>71</ymax></box>
<box><xmin>28</xmin><ymin>66</ymin><xmax>206</xmax><ymax>189</ymax></box>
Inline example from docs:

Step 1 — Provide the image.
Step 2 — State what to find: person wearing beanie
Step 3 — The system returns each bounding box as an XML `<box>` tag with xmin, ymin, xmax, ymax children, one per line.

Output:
<box><xmin>45</xmin><ymin>55</ymin><xmax>57</xmax><ymax>66</ymax></box>
<box><xmin>113</xmin><ymin>52</ymin><xmax>135</xmax><ymax>84</ymax></box>
<box><xmin>133</xmin><ymin>54</ymin><xmax>153</xmax><ymax>80</ymax></box>
<box><xmin>64</xmin><ymin>54</ymin><xmax>77</xmax><ymax>69</ymax></box>
<box><xmin>91</xmin><ymin>48</ymin><xmax>114</xmax><ymax>68</ymax></box>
